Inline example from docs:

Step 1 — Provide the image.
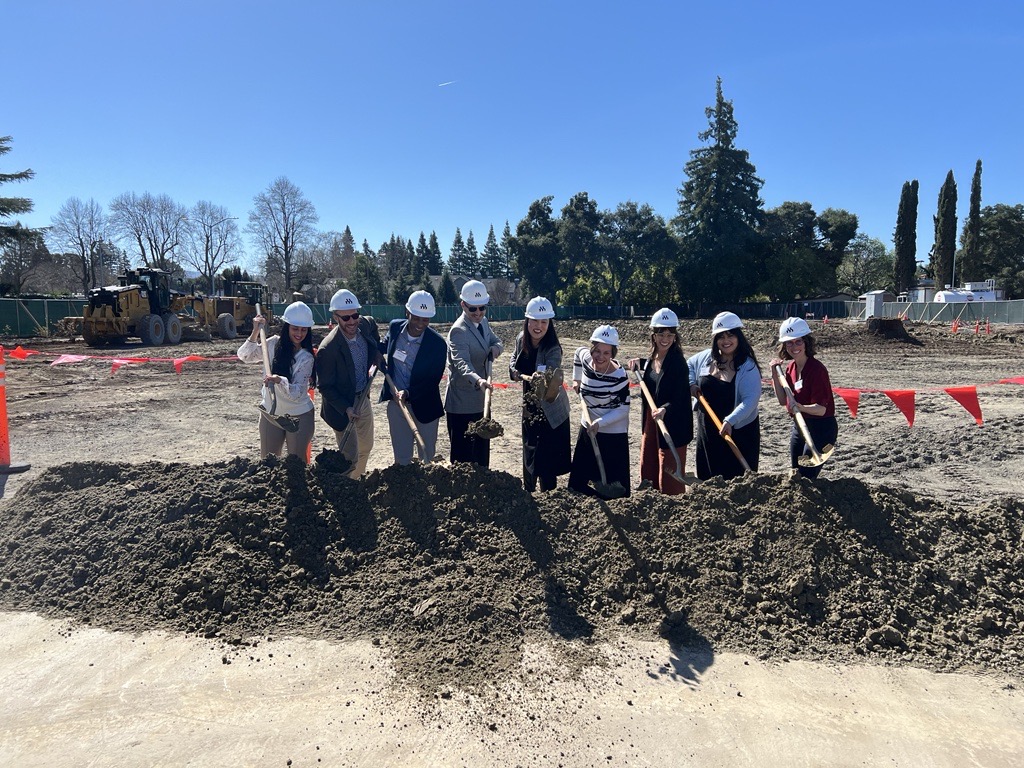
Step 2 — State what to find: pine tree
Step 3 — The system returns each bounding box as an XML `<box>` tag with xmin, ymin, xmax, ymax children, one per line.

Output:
<box><xmin>500</xmin><ymin>221</ymin><xmax>514</xmax><ymax>279</ymax></box>
<box><xmin>427</xmin><ymin>231</ymin><xmax>443</xmax><ymax>274</ymax></box>
<box><xmin>0</xmin><ymin>136</ymin><xmax>35</xmax><ymax>244</ymax></box>
<box><xmin>893</xmin><ymin>180</ymin><xmax>919</xmax><ymax>293</ymax></box>
<box><xmin>672</xmin><ymin>78</ymin><xmax>764</xmax><ymax>303</ymax></box>
<box><xmin>464</xmin><ymin>230</ymin><xmax>480</xmax><ymax>276</ymax></box>
<box><xmin>959</xmin><ymin>160</ymin><xmax>983</xmax><ymax>282</ymax></box>
<box><xmin>416</xmin><ymin>232</ymin><xmax>430</xmax><ymax>278</ymax></box>
<box><xmin>480</xmin><ymin>225</ymin><xmax>502</xmax><ymax>279</ymax></box>
<box><xmin>439</xmin><ymin>267</ymin><xmax>458</xmax><ymax>303</ymax></box>
<box><xmin>448</xmin><ymin>228</ymin><xmax>468</xmax><ymax>275</ymax></box>
<box><xmin>930</xmin><ymin>171</ymin><xmax>958</xmax><ymax>289</ymax></box>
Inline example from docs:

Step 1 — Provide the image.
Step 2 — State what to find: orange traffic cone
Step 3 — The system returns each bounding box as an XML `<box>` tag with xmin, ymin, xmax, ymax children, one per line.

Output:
<box><xmin>986</xmin><ymin>318</ymin><xmax>991</xmax><ymax>335</ymax></box>
<box><xmin>975</xmin><ymin>321</ymin><xmax>980</xmax><ymax>335</ymax></box>
<box><xmin>823</xmin><ymin>314</ymin><xmax>829</xmax><ymax>324</ymax></box>
<box><xmin>0</xmin><ymin>346</ymin><xmax>31</xmax><ymax>497</ymax></box>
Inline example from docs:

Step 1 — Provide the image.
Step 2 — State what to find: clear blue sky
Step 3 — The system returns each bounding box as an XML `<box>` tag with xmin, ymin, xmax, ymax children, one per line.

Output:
<box><xmin>6</xmin><ymin>1</ymin><xmax>1023</xmax><ymax>273</ymax></box>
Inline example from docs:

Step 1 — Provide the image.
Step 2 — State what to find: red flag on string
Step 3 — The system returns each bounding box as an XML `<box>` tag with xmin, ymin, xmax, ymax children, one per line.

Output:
<box><xmin>833</xmin><ymin>388</ymin><xmax>861</xmax><ymax>419</ymax></box>
<box><xmin>1000</xmin><ymin>377</ymin><xmax>1024</xmax><ymax>386</ymax></box>
<box><xmin>944</xmin><ymin>386</ymin><xmax>983</xmax><ymax>425</ymax></box>
<box><xmin>10</xmin><ymin>346</ymin><xmax>39</xmax><ymax>359</ymax></box>
<box><xmin>173</xmin><ymin>355</ymin><xmax>206</xmax><ymax>374</ymax></box>
<box><xmin>110</xmin><ymin>358</ymin><xmax>149</xmax><ymax>375</ymax></box>
<box><xmin>883</xmin><ymin>390</ymin><xmax>916</xmax><ymax>427</ymax></box>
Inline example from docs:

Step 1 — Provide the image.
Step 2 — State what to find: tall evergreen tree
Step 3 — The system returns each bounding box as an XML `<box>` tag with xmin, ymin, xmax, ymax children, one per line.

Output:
<box><xmin>464</xmin><ymin>230</ymin><xmax>480</xmax><ymax>276</ymax></box>
<box><xmin>427</xmin><ymin>231</ymin><xmax>444</xmax><ymax>274</ymax></box>
<box><xmin>959</xmin><ymin>159</ymin><xmax>983</xmax><ymax>282</ymax></box>
<box><xmin>893</xmin><ymin>180</ymin><xmax>919</xmax><ymax>293</ymax></box>
<box><xmin>439</xmin><ymin>267</ymin><xmax>458</xmax><ymax>303</ymax></box>
<box><xmin>499</xmin><ymin>221</ymin><xmax>514</xmax><ymax>279</ymax></box>
<box><xmin>480</xmin><ymin>225</ymin><xmax>502</xmax><ymax>278</ymax></box>
<box><xmin>416</xmin><ymin>232</ymin><xmax>430</xmax><ymax>277</ymax></box>
<box><xmin>0</xmin><ymin>136</ymin><xmax>35</xmax><ymax>244</ymax></box>
<box><xmin>672</xmin><ymin>78</ymin><xmax>764</xmax><ymax>304</ymax></box>
<box><xmin>930</xmin><ymin>170</ymin><xmax>958</xmax><ymax>289</ymax></box>
<box><xmin>448</xmin><ymin>228</ymin><xmax>468</xmax><ymax>274</ymax></box>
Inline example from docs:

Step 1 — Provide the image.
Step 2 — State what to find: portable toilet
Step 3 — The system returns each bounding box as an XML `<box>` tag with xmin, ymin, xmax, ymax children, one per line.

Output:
<box><xmin>861</xmin><ymin>289</ymin><xmax>888</xmax><ymax>318</ymax></box>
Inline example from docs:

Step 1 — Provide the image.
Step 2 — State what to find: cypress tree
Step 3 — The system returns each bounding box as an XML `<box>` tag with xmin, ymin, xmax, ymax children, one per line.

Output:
<box><xmin>893</xmin><ymin>180</ymin><xmax>919</xmax><ymax>294</ymax></box>
<box><xmin>930</xmin><ymin>170</ymin><xmax>958</xmax><ymax>289</ymax></box>
<box><xmin>959</xmin><ymin>160</ymin><xmax>983</xmax><ymax>282</ymax></box>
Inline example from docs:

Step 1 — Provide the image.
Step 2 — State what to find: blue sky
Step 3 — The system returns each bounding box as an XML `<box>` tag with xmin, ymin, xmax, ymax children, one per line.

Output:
<box><xmin>6</xmin><ymin>1</ymin><xmax>1023</xmax><ymax>273</ymax></box>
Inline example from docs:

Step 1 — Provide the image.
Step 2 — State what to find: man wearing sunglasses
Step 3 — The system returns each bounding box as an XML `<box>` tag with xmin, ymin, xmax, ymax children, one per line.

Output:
<box><xmin>445</xmin><ymin>279</ymin><xmax>503</xmax><ymax>466</ymax></box>
<box><xmin>316</xmin><ymin>288</ymin><xmax>383</xmax><ymax>477</ymax></box>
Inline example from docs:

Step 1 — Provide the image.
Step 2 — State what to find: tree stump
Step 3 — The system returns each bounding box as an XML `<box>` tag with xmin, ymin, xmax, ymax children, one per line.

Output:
<box><xmin>866</xmin><ymin>318</ymin><xmax>913</xmax><ymax>341</ymax></box>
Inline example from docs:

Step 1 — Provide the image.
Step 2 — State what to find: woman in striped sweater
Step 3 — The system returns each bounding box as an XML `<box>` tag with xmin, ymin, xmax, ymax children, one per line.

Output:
<box><xmin>568</xmin><ymin>324</ymin><xmax>631</xmax><ymax>496</ymax></box>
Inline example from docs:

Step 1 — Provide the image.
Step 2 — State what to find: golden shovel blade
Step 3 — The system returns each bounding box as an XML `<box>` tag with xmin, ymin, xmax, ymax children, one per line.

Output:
<box><xmin>797</xmin><ymin>443</ymin><xmax>835</xmax><ymax>468</ymax></box>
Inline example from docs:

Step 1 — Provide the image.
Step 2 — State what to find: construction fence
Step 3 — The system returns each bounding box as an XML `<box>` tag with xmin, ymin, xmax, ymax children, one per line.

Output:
<box><xmin>2</xmin><ymin>298</ymin><xmax>1023</xmax><ymax>339</ymax></box>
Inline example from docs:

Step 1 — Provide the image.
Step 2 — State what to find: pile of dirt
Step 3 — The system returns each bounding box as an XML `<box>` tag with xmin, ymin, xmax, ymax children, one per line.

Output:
<box><xmin>1</xmin><ymin>458</ymin><xmax>1022</xmax><ymax>690</ymax></box>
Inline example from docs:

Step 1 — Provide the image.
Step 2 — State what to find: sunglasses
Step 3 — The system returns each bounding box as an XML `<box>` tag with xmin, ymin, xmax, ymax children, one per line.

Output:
<box><xmin>465</xmin><ymin>305</ymin><xmax>486</xmax><ymax>313</ymax></box>
<box><xmin>653</xmin><ymin>329</ymin><xmax>675</xmax><ymax>336</ymax></box>
<box><xmin>334</xmin><ymin>312</ymin><xmax>360</xmax><ymax>322</ymax></box>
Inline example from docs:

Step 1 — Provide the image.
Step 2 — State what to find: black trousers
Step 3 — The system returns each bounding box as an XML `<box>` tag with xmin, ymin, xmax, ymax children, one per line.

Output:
<box><xmin>447</xmin><ymin>411</ymin><xmax>490</xmax><ymax>467</ymax></box>
<box><xmin>790</xmin><ymin>415</ymin><xmax>838</xmax><ymax>479</ymax></box>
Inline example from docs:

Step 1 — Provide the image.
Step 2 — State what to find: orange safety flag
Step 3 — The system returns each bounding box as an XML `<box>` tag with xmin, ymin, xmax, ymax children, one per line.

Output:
<box><xmin>173</xmin><ymin>355</ymin><xmax>206</xmax><ymax>374</ymax></box>
<box><xmin>110</xmin><ymin>358</ymin><xmax>149</xmax><ymax>375</ymax></box>
<box><xmin>999</xmin><ymin>376</ymin><xmax>1024</xmax><ymax>386</ymax></box>
<box><xmin>883</xmin><ymin>389</ymin><xmax>916</xmax><ymax>427</ymax></box>
<box><xmin>944</xmin><ymin>386</ymin><xmax>983</xmax><ymax>425</ymax></box>
<box><xmin>833</xmin><ymin>388</ymin><xmax>861</xmax><ymax>419</ymax></box>
<box><xmin>10</xmin><ymin>346</ymin><xmax>39</xmax><ymax>359</ymax></box>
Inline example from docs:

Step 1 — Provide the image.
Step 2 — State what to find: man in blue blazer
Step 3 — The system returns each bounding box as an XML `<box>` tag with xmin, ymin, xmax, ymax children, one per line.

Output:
<box><xmin>380</xmin><ymin>290</ymin><xmax>447</xmax><ymax>464</ymax></box>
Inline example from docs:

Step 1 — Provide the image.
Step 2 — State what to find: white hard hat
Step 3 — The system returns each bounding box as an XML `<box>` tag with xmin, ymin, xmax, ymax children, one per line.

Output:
<box><xmin>711</xmin><ymin>311</ymin><xmax>743</xmax><ymax>336</ymax></box>
<box><xmin>281</xmin><ymin>301</ymin><xmax>313</xmax><ymax>328</ymax></box>
<box><xmin>525</xmin><ymin>296</ymin><xmax>555</xmax><ymax>320</ymax></box>
<box><xmin>590</xmin><ymin>324</ymin><xmax>619</xmax><ymax>346</ymax></box>
<box><xmin>459</xmin><ymin>279</ymin><xmax>490</xmax><ymax>305</ymax></box>
<box><xmin>650</xmin><ymin>307</ymin><xmax>679</xmax><ymax>329</ymax></box>
<box><xmin>406</xmin><ymin>290</ymin><xmax>436</xmax><ymax>318</ymax></box>
<box><xmin>779</xmin><ymin>316</ymin><xmax>812</xmax><ymax>342</ymax></box>
<box><xmin>329</xmin><ymin>288</ymin><xmax>361</xmax><ymax>312</ymax></box>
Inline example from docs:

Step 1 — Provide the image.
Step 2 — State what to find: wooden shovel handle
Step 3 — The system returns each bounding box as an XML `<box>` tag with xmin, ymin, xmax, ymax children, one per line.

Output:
<box><xmin>383</xmin><ymin>370</ymin><xmax>427</xmax><ymax>456</ymax></box>
<box><xmin>256</xmin><ymin>303</ymin><xmax>272</xmax><ymax>376</ymax></box>
<box><xmin>772</xmin><ymin>364</ymin><xmax>823</xmax><ymax>462</ymax></box>
<box><xmin>578</xmin><ymin>394</ymin><xmax>611</xmax><ymax>486</ymax></box>
<box><xmin>632</xmin><ymin>370</ymin><xmax>685</xmax><ymax>479</ymax></box>
<box><xmin>697</xmin><ymin>393</ymin><xmax>753</xmax><ymax>472</ymax></box>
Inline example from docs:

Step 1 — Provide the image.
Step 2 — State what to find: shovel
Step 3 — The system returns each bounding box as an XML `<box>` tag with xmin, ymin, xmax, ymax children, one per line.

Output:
<box><xmin>629</xmin><ymin>369</ymin><xmax>698</xmax><ymax>486</ymax></box>
<box><xmin>578</xmin><ymin>394</ymin><xmax>628</xmax><ymax>499</ymax></box>
<box><xmin>466</xmin><ymin>355</ymin><xmax>504</xmax><ymax>439</ymax></box>
<box><xmin>772</xmin><ymin>364</ymin><xmax>835</xmax><ymax>468</ymax></box>
<box><xmin>255</xmin><ymin>303</ymin><xmax>299</xmax><ymax>433</ymax></box>
<box><xmin>696</xmin><ymin>393</ymin><xmax>753</xmax><ymax>473</ymax></box>
<box><xmin>337</xmin><ymin>364</ymin><xmax>378</xmax><ymax>455</ymax></box>
<box><xmin>382</xmin><ymin>369</ymin><xmax>428</xmax><ymax>461</ymax></box>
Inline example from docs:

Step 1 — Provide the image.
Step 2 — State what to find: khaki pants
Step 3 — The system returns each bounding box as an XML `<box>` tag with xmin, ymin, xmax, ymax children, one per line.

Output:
<box><xmin>333</xmin><ymin>395</ymin><xmax>374</xmax><ymax>478</ymax></box>
<box><xmin>386</xmin><ymin>400</ymin><xmax>438</xmax><ymax>465</ymax></box>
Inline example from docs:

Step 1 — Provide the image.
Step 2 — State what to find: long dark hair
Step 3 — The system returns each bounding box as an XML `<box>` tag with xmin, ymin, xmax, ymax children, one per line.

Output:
<box><xmin>521</xmin><ymin>317</ymin><xmax>560</xmax><ymax>352</ymax></box>
<box><xmin>713</xmin><ymin>328</ymin><xmax>761</xmax><ymax>373</ymax></box>
<box><xmin>271</xmin><ymin>322</ymin><xmax>316</xmax><ymax>385</ymax></box>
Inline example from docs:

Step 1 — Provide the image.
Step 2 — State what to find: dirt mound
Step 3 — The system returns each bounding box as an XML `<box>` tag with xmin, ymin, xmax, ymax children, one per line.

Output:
<box><xmin>2</xmin><ymin>458</ymin><xmax>1022</xmax><ymax>690</ymax></box>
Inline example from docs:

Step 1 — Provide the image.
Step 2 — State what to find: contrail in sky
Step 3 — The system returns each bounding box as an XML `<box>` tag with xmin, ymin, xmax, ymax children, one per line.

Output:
<box><xmin>437</xmin><ymin>80</ymin><xmax>456</xmax><ymax>87</ymax></box>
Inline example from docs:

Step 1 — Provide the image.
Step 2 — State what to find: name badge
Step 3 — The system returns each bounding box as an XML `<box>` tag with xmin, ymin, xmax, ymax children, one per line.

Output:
<box><xmin>393</xmin><ymin>349</ymin><xmax>408</xmax><ymax>364</ymax></box>
<box><xmin>794</xmin><ymin>378</ymin><xmax>804</xmax><ymax>393</ymax></box>
<box><xmin>536</xmin><ymin>364</ymin><xmax>546</xmax><ymax>372</ymax></box>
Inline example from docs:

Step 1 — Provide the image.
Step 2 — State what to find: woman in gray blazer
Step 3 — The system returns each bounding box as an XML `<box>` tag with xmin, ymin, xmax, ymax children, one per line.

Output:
<box><xmin>445</xmin><ymin>280</ymin><xmax>503</xmax><ymax>466</ymax></box>
<box><xmin>508</xmin><ymin>297</ymin><xmax>571</xmax><ymax>492</ymax></box>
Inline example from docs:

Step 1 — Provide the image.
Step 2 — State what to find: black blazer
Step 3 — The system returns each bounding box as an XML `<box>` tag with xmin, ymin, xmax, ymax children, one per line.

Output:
<box><xmin>642</xmin><ymin>344</ymin><xmax>694</xmax><ymax>448</ymax></box>
<box><xmin>379</xmin><ymin>319</ymin><xmax>446</xmax><ymax>424</ymax></box>
<box><xmin>315</xmin><ymin>317</ymin><xmax>381</xmax><ymax>431</ymax></box>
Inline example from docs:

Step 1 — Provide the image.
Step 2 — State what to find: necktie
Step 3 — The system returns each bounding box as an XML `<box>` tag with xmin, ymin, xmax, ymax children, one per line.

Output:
<box><xmin>478</xmin><ymin>323</ymin><xmax>486</xmax><ymax>340</ymax></box>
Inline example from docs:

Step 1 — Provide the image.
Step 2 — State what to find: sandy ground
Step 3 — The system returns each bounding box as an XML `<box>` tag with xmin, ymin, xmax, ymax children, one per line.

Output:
<box><xmin>2</xmin><ymin>319</ymin><xmax>1024</xmax><ymax>765</ymax></box>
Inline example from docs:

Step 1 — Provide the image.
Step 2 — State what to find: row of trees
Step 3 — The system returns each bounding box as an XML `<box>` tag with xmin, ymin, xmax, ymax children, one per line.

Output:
<box><xmin>5</xmin><ymin>79</ymin><xmax>1024</xmax><ymax>303</ymax></box>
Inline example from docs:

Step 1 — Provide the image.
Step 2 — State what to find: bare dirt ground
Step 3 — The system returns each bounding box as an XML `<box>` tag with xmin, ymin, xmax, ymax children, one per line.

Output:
<box><xmin>2</xmin><ymin>318</ymin><xmax>1024</xmax><ymax>766</ymax></box>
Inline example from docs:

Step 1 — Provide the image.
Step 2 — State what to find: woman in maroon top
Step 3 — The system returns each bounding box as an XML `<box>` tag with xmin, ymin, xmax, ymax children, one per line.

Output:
<box><xmin>770</xmin><ymin>317</ymin><xmax>837</xmax><ymax>479</ymax></box>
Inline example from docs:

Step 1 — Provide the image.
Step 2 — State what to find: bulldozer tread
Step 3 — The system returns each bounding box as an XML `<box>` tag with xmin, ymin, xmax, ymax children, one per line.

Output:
<box><xmin>139</xmin><ymin>314</ymin><xmax>166</xmax><ymax>346</ymax></box>
<box><xmin>162</xmin><ymin>313</ymin><xmax>183</xmax><ymax>345</ymax></box>
<box><xmin>216</xmin><ymin>313</ymin><xmax>238</xmax><ymax>339</ymax></box>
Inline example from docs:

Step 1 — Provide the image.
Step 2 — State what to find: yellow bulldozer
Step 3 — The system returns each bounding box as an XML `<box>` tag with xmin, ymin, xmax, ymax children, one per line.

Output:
<box><xmin>80</xmin><ymin>270</ymin><xmax>273</xmax><ymax>347</ymax></box>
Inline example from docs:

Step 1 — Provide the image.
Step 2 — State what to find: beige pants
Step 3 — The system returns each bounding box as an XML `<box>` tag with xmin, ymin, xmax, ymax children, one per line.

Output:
<box><xmin>334</xmin><ymin>395</ymin><xmax>373</xmax><ymax>479</ymax></box>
